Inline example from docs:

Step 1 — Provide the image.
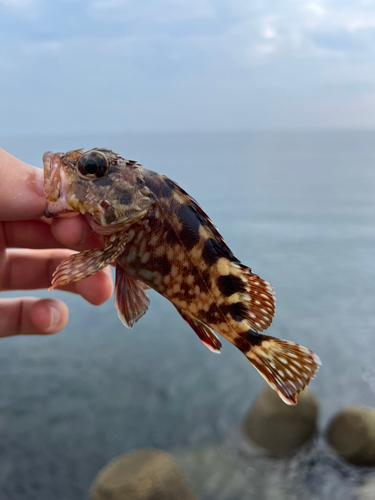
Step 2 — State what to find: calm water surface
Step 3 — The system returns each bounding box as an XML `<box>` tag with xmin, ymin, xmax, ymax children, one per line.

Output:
<box><xmin>1</xmin><ymin>131</ymin><xmax>375</xmax><ymax>499</ymax></box>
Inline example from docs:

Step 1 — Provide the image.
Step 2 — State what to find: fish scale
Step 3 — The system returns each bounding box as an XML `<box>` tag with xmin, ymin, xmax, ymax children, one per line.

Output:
<box><xmin>43</xmin><ymin>147</ymin><xmax>320</xmax><ymax>405</ymax></box>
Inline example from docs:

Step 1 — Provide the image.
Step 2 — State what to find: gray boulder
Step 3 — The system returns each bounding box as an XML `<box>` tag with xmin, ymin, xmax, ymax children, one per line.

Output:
<box><xmin>356</xmin><ymin>476</ymin><xmax>375</xmax><ymax>500</ymax></box>
<box><xmin>326</xmin><ymin>406</ymin><xmax>375</xmax><ymax>466</ymax></box>
<box><xmin>242</xmin><ymin>384</ymin><xmax>319</xmax><ymax>456</ymax></box>
<box><xmin>90</xmin><ymin>449</ymin><xmax>197</xmax><ymax>500</ymax></box>
<box><xmin>174</xmin><ymin>442</ymin><xmax>250</xmax><ymax>500</ymax></box>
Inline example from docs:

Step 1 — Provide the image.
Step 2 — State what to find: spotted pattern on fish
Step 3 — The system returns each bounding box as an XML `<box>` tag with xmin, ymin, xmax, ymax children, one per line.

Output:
<box><xmin>44</xmin><ymin>148</ymin><xmax>321</xmax><ymax>405</ymax></box>
<box><xmin>117</xmin><ymin>170</ymin><xmax>263</xmax><ymax>336</ymax></box>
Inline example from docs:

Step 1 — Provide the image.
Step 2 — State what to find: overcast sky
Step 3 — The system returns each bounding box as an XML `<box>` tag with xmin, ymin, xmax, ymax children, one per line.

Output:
<box><xmin>1</xmin><ymin>0</ymin><xmax>375</xmax><ymax>134</ymax></box>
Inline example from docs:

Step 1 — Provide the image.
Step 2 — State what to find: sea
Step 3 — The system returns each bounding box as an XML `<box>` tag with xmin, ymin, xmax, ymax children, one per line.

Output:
<box><xmin>1</xmin><ymin>130</ymin><xmax>375</xmax><ymax>499</ymax></box>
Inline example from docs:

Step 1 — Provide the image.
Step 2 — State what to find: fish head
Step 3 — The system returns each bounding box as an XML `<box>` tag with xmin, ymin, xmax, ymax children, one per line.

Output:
<box><xmin>43</xmin><ymin>148</ymin><xmax>154</xmax><ymax>235</ymax></box>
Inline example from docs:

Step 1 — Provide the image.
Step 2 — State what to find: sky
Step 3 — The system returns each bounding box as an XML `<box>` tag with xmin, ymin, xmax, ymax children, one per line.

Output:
<box><xmin>1</xmin><ymin>0</ymin><xmax>375</xmax><ymax>134</ymax></box>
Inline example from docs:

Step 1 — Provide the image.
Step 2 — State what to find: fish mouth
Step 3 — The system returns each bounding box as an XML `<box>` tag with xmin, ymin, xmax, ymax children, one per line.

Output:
<box><xmin>43</xmin><ymin>151</ymin><xmax>61</xmax><ymax>202</ymax></box>
<box><xmin>43</xmin><ymin>151</ymin><xmax>76</xmax><ymax>218</ymax></box>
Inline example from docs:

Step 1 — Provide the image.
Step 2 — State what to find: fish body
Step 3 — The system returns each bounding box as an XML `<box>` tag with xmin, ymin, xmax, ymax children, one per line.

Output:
<box><xmin>43</xmin><ymin>148</ymin><xmax>320</xmax><ymax>405</ymax></box>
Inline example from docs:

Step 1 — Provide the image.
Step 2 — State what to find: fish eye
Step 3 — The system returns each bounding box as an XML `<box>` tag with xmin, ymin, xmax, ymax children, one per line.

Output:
<box><xmin>77</xmin><ymin>152</ymin><xmax>108</xmax><ymax>179</ymax></box>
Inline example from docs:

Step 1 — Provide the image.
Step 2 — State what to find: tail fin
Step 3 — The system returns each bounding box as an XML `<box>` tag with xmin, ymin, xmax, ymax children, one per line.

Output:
<box><xmin>245</xmin><ymin>335</ymin><xmax>321</xmax><ymax>405</ymax></box>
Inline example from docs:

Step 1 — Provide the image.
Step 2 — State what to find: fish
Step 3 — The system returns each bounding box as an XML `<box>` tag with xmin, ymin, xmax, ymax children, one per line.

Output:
<box><xmin>43</xmin><ymin>147</ymin><xmax>320</xmax><ymax>405</ymax></box>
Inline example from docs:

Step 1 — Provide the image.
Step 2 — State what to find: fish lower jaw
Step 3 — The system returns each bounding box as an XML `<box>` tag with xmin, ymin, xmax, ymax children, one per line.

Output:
<box><xmin>45</xmin><ymin>199</ymin><xmax>77</xmax><ymax>218</ymax></box>
<box><xmin>84</xmin><ymin>214</ymin><xmax>127</xmax><ymax>236</ymax></box>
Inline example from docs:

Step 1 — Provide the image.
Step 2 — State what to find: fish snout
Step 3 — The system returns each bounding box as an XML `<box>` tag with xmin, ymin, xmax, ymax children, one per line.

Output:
<box><xmin>43</xmin><ymin>150</ymin><xmax>63</xmax><ymax>202</ymax></box>
<box><xmin>43</xmin><ymin>150</ymin><xmax>77</xmax><ymax>218</ymax></box>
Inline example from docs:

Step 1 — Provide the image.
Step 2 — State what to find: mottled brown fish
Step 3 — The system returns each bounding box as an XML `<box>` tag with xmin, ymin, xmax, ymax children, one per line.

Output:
<box><xmin>43</xmin><ymin>148</ymin><xmax>320</xmax><ymax>405</ymax></box>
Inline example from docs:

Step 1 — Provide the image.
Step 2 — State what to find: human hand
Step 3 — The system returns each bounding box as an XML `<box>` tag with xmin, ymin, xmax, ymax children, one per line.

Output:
<box><xmin>0</xmin><ymin>148</ymin><xmax>113</xmax><ymax>337</ymax></box>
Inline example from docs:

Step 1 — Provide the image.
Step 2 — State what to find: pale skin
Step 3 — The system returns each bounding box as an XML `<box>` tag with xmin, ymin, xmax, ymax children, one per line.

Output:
<box><xmin>0</xmin><ymin>148</ymin><xmax>113</xmax><ymax>337</ymax></box>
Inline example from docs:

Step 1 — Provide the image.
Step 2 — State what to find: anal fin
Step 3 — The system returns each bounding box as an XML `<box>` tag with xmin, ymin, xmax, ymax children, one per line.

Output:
<box><xmin>178</xmin><ymin>310</ymin><xmax>222</xmax><ymax>353</ymax></box>
<box><xmin>115</xmin><ymin>264</ymin><xmax>150</xmax><ymax>328</ymax></box>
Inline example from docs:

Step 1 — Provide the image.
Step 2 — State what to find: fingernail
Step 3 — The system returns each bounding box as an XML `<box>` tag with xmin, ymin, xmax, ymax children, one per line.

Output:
<box><xmin>49</xmin><ymin>305</ymin><xmax>61</xmax><ymax>330</ymax></box>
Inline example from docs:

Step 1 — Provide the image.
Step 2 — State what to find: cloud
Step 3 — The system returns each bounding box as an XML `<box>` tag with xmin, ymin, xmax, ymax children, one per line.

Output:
<box><xmin>1</xmin><ymin>0</ymin><xmax>375</xmax><ymax>133</ymax></box>
<box><xmin>219</xmin><ymin>0</ymin><xmax>375</xmax><ymax>60</ymax></box>
<box><xmin>305</xmin><ymin>3</ymin><xmax>325</xmax><ymax>16</ymax></box>
<box><xmin>0</xmin><ymin>0</ymin><xmax>41</xmax><ymax>19</ymax></box>
<box><xmin>0</xmin><ymin>0</ymin><xmax>38</xmax><ymax>8</ymax></box>
<box><xmin>88</xmin><ymin>0</ymin><xmax>215</xmax><ymax>23</ymax></box>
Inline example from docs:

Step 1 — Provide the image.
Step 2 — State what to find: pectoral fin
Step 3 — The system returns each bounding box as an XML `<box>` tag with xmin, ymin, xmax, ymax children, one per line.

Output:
<box><xmin>178</xmin><ymin>310</ymin><xmax>222</xmax><ymax>353</ymax></box>
<box><xmin>50</xmin><ymin>233</ymin><xmax>128</xmax><ymax>289</ymax></box>
<box><xmin>115</xmin><ymin>264</ymin><xmax>150</xmax><ymax>328</ymax></box>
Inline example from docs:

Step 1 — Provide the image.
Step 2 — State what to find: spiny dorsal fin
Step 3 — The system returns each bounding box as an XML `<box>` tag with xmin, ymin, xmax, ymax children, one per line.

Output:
<box><xmin>115</xmin><ymin>264</ymin><xmax>150</xmax><ymax>328</ymax></box>
<box><xmin>246</xmin><ymin>335</ymin><xmax>321</xmax><ymax>405</ymax></box>
<box><xmin>178</xmin><ymin>310</ymin><xmax>222</xmax><ymax>353</ymax></box>
<box><xmin>160</xmin><ymin>175</ymin><xmax>236</xmax><ymax>257</ymax></box>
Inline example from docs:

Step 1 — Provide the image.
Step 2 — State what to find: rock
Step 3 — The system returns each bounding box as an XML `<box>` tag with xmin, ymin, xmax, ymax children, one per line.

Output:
<box><xmin>90</xmin><ymin>449</ymin><xmax>197</xmax><ymax>500</ymax></box>
<box><xmin>174</xmin><ymin>443</ymin><xmax>250</xmax><ymax>500</ymax></box>
<box><xmin>326</xmin><ymin>406</ymin><xmax>375</xmax><ymax>466</ymax></box>
<box><xmin>357</xmin><ymin>476</ymin><xmax>375</xmax><ymax>500</ymax></box>
<box><xmin>242</xmin><ymin>384</ymin><xmax>319</xmax><ymax>456</ymax></box>
<box><xmin>175</xmin><ymin>441</ymin><xmax>313</xmax><ymax>500</ymax></box>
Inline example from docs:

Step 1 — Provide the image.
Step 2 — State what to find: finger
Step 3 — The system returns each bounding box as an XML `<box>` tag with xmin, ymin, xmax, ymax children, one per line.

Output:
<box><xmin>1</xmin><ymin>220</ymin><xmax>62</xmax><ymax>250</ymax></box>
<box><xmin>1</xmin><ymin>220</ymin><xmax>101</xmax><ymax>251</ymax></box>
<box><xmin>0</xmin><ymin>298</ymin><xmax>68</xmax><ymax>337</ymax></box>
<box><xmin>0</xmin><ymin>149</ymin><xmax>45</xmax><ymax>221</ymax></box>
<box><xmin>51</xmin><ymin>216</ymin><xmax>102</xmax><ymax>251</ymax></box>
<box><xmin>2</xmin><ymin>249</ymin><xmax>113</xmax><ymax>305</ymax></box>
<box><xmin>75</xmin><ymin>267</ymin><xmax>113</xmax><ymax>305</ymax></box>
